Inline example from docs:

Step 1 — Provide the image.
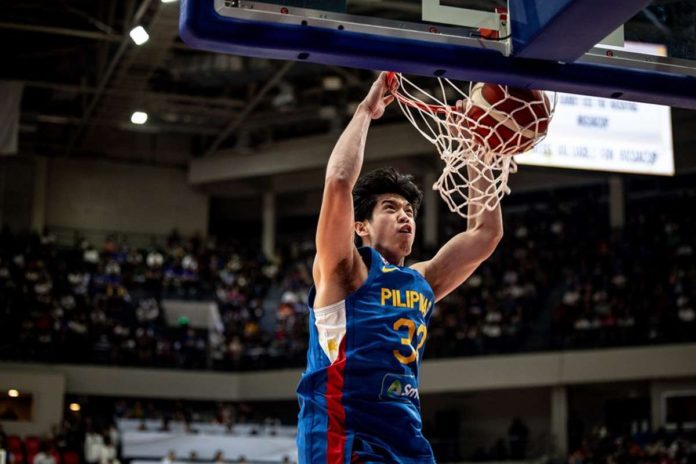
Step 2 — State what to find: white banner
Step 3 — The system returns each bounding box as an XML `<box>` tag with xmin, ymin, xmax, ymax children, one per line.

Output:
<box><xmin>122</xmin><ymin>432</ymin><xmax>297</xmax><ymax>462</ymax></box>
<box><xmin>518</xmin><ymin>42</ymin><xmax>674</xmax><ymax>176</ymax></box>
<box><xmin>519</xmin><ymin>93</ymin><xmax>674</xmax><ymax>175</ymax></box>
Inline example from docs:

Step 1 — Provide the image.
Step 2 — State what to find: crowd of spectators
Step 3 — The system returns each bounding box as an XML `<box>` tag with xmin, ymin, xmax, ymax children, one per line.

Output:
<box><xmin>568</xmin><ymin>425</ymin><xmax>696</xmax><ymax>464</ymax></box>
<box><xmin>426</xmin><ymin>180</ymin><xmax>696</xmax><ymax>357</ymax></box>
<box><xmin>0</xmin><ymin>418</ymin><xmax>117</xmax><ymax>464</ymax></box>
<box><xmin>0</xmin><ymin>231</ymin><xmax>275</xmax><ymax>369</ymax></box>
<box><xmin>426</xmin><ymin>203</ymin><xmax>555</xmax><ymax>357</ymax></box>
<box><xmin>550</xmin><ymin>187</ymin><xmax>696</xmax><ymax>350</ymax></box>
<box><xmin>1</xmin><ymin>179</ymin><xmax>695</xmax><ymax>371</ymax></box>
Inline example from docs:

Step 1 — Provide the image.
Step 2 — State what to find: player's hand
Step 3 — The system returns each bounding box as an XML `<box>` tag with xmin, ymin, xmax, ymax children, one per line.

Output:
<box><xmin>360</xmin><ymin>71</ymin><xmax>396</xmax><ymax>120</ymax></box>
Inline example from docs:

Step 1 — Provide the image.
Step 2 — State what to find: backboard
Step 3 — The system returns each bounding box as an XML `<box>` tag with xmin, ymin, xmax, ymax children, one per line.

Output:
<box><xmin>180</xmin><ymin>0</ymin><xmax>696</xmax><ymax>108</ymax></box>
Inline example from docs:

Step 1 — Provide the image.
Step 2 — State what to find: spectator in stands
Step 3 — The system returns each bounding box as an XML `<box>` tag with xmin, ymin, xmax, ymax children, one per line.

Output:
<box><xmin>99</xmin><ymin>435</ymin><xmax>118</xmax><ymax>464</ymax></box>
<box><xmin>569</xmin><ymin>423</ymin><xmax>696</xmax><ymax>464</ymax></box>
<box><xmin>0</xmin><ymin>434</ymin><xmax>9</xmax><ymax>464</ymax></box>
<box><xmin>84</xmin><ymin>424</ymin><xmax>104</xmax><ymax>464</ymax></box>
<box><xmin>159</xmin><ymin>417</ymin><xmax>172</xmax><ymax>432</ymax></box>
<box><xmin>49</xmin><ymin>423</ymin><xmax>68</xmax><ymax>454</ymax></box>
<box><xmin>215</xmin><ymin>403</ymin><xmax>233</xmax><ymax>426</ymax></box>
<box><xmin>161</xmin><ymin>450</ymin><xmax>176</xmax><ymax>464</ymax></box>
<box><xmin>105</xmin><ymin>424</ymin><xmax>120</xmax><ymax>455</ymax></box>
<box><xmin>32</xmin><ymin>441</ymin><xmax>56</xmax><ymax>464</ymax></box>
<box><xmin>508</xmin><ymin>417</ymin><xmax>529</xmax><ymax>460</ymax></box>
<box><xmin>212</xmin><ymin>451</ymin><xmax>225</xmax><ymax>464</ymax></box>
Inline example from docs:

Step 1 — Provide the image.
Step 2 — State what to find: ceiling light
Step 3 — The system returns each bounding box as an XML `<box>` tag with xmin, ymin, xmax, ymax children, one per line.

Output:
<box><xmin>8</xmin><ymin>389</ymin><xmax>19</xmax><ymax>398</ymax></box>
<box><xmin>131</xmin><ymin>111</ymin><xmax>148</xmax><ymax>125</ymax></box>
<box><xmin>69</xmin><ymin>403</ymin><xmax>81</xmax><ymax>412</ymax></box>
<box><xmin>161</xmin><ymin>0</ymin><xmax>178</xmax><ymax>2</ymax></box>
<box><xmin>129</xmin><ymin>26</ymin><xmax>149</xmax><ymax>46</ymax></box>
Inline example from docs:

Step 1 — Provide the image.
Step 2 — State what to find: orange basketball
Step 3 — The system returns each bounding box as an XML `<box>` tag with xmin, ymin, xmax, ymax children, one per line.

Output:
<box><xmin>465</xmin><ymin>83</ymin><xmax>551</xmax><ymax>155</ymax></box>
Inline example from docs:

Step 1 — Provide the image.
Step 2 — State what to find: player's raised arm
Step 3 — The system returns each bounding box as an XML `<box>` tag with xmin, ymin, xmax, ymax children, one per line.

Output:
<box><xmin>313</xmin><ymin>73</ymin><xmax>394</xmax><ymax>296</ymax></box>
<box><xmin>412</xmin><ymin>154</ymin><xmax>504</xmax><ymax>302</ymax></box>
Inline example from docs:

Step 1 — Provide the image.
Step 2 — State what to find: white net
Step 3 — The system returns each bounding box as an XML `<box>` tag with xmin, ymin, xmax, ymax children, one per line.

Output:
<box><xmin>389</xmin><ymin>72</ymin><xmax>555</xmax><ymax>218</ymax></box>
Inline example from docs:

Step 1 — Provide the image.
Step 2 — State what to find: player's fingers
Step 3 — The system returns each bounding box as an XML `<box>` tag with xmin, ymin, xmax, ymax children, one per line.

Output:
<box><xmin>383</xmin><ymin>95</ymin><xmax>395</xmax><ymax>106</ymax></box>
<box><xmin>376</xmin><ymin>71</ymin><xmax>389</xmax><ymax>87</ymax></box>
<box><xmin>370</xmin><ymin>73</ymin><xmax>389</xmax><ymax>97</ymax></box>
<box><xmin>385</xmin><ymin>72</ymin><xmax>399</xmax><ymax>92</ymax></box>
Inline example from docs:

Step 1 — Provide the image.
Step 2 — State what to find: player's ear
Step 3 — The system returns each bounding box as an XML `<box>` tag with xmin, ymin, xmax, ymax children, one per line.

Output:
<box><xmin>354</xmin><ymin>220</ymin><xmax>369</xmax><ymax>238</ymax></box>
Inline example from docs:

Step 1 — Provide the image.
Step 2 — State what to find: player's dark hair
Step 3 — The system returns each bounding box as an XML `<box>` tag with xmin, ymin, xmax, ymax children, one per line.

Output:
<box><xmin>353</xmin><ymin>167</ymin><xmax>423</xmax><ymax>222</ymax></box>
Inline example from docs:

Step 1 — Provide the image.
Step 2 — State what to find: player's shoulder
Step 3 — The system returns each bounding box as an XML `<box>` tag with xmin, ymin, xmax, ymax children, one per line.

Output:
<box><xmin>408</xmin><ymin>260</ymin><xmax>428</xmax><ymax>278</ymax></box>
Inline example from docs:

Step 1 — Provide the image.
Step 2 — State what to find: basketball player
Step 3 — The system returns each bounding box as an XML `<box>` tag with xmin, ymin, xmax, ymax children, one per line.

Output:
<box><xmin>297</xmin><ymin>72</ymin><xmax>503</xmax><ymax>463</ymax></box>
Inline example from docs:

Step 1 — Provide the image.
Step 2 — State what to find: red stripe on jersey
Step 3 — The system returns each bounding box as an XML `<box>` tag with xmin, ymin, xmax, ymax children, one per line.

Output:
<box><xmin>326</xmin><ymin>338</ymin><xmax>347</xmax><ymax>463</ymax></box>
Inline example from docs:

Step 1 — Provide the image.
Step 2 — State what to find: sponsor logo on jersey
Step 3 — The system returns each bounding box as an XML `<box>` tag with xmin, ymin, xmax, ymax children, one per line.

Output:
<box><xmin>379</xmin><ymin>252</ymin><xmax>399</xmax><ymax>273</ymax></box>
<box><xmin>387</xmin><ymin>379</ymin><xmax>402</xmax><ymax>397</ymax></box>
<box><xmin>380</xmin><ymin>374</ymin><xmax>419</xmax><ymax>402</ymax></box>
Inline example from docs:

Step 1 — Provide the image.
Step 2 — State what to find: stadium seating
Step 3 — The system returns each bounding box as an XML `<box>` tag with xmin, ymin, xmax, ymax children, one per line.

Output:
<box><xmin>0</xmin><ymin>177</ymin><xmax>694</xmax><ymax>370</ymax></box>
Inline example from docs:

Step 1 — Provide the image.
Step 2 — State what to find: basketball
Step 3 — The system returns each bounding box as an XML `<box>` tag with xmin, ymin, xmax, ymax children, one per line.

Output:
<box><xmin>464</xmin><ymin>83</ymin><xmax>552</xmax><ymax>155</ymax></box>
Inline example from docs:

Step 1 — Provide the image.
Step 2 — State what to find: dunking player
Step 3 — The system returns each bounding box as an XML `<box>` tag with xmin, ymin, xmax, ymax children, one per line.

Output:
<box><xmin>296</xmin><ymin>72</ymin><xmax>503</xmax><ymax>463</ymax></box>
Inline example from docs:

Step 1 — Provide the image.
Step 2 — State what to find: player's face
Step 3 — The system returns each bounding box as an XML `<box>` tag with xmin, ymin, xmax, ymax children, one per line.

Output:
<box><xmin>359</xmin><ymin>194</ymin><xmax>416</xmax><ymax>262</ymax></box>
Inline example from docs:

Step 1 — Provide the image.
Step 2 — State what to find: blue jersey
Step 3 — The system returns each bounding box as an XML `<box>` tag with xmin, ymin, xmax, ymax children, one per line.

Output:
<box><xmin>297</xmin><ymin>247</ymin><xmax>436</xmax><ymax>464</ymax></box>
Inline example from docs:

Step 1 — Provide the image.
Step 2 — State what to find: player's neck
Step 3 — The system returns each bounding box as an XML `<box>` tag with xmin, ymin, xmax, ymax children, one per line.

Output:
<box><xmin>371</xmin><ymin>244</ymin><xmax>405</xmax><ymax>267</ymax></box>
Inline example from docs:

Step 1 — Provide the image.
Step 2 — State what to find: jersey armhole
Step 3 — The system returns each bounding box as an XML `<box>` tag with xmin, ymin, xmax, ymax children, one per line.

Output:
<box><xmin>353</xmin><ymin>246</ymin><xmax>379</xmax><ymax>297</ymax></box>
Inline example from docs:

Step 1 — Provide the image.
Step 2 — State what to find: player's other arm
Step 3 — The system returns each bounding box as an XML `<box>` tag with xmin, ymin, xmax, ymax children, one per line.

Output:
<box><xmin>313</xmin><ymin>73</ymin><xmax>394</xmax><ymax>302</ymax></box>
<box><xmin>412</xmin><ymin>157</ymin><xmax>503</xmax><ymax>302</ymax></box>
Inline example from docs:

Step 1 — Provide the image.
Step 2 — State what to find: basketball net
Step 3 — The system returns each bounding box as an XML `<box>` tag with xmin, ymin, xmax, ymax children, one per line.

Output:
<box><xmin>387</xmin><ymin>72</ymin><xmax>555</xmax><ymax>219</ymax></box>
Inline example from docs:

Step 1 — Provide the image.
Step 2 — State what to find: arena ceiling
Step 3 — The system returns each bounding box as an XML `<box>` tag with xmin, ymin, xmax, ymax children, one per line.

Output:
<box><xmin>2</xmin><ymin>0</ymin><xmax>414</xmax><ymax>167</ymax></box>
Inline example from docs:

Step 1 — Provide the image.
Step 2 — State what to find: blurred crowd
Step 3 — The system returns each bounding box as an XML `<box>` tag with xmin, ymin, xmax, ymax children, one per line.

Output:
<box><xmin>569</xmin><ymin>425</ymin><xmax>696</xmax><ymax>464</ymax></box>
<box><xmin>550</xmin><ymin>187</ymin><xmax>696</xmax><ymax>350</ymax></box>
<box><xmin>0</xmin><ymin>419</ymin><xmax>117</xmax><ymax>464</ymax></box>
<box><xmin>429</xmin><ymin>180</ymin><xmax>695</xmax><ymax>357</ymax></box>
<box><xmin>0</xmin><ymin>231</ymin><xmax>281</xmax><ymax>369</ymax></box>
<box><xmin>0</xmin><ymin>179</ymin><xmax>694</xmax><ymax>370</ymax></box>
